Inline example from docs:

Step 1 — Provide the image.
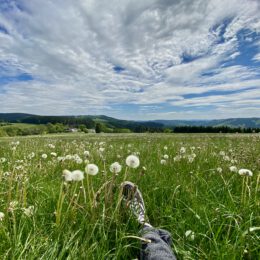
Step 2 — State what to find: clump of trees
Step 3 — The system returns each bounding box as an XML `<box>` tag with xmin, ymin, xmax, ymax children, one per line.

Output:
<box><xmin>1</xmin><ymin>120</ymin><xmax>260</xmax><ymax>137</ymax></box>
<box><xmin>0</xmin><ymin>123</ymin><xmax>89</xmax><ymax>137</ymax></box>
<box><xmin>21</xmin><ymin>115</ymin><xmax>95</xmax><ymax>128</ymax></box>
<box><xmin>173</xmin><ymin>126</ymin><xmax>260</xmax><ymax>133</ymax></box>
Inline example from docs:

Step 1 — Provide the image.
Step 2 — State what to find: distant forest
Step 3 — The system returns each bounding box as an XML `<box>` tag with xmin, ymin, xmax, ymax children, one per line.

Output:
<box><xmin>0</xmin><ymin>114</ymin><xmax>260</xmax><ymax>137</ymax></box>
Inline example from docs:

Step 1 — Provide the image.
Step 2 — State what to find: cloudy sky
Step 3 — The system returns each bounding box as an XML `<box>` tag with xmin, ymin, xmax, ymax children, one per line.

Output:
<box><xmin>0</xmin><ymin>0</ymin><xmax>260</xmax><ymax>120</ymax></box>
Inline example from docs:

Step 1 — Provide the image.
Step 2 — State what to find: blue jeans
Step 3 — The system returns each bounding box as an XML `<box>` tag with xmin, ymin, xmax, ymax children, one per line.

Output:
<box><xmin>140</xmin><ymin>226</ymin><xmax>177</xmax><ymax>260</ymax></box>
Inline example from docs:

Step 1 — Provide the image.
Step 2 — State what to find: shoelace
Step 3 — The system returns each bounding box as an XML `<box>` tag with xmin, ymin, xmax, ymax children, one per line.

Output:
<box><xmin>129</xmin><ymin>197</ymin><xmax>145</xmax><ymax>221</ymax></box>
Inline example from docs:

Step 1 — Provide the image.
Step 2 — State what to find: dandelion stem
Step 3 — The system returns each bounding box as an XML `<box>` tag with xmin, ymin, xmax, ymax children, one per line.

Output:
<box><xmin>86</xmin><ymin>174</ymin><xmax>92</xmax><ymax>207</ymax></box>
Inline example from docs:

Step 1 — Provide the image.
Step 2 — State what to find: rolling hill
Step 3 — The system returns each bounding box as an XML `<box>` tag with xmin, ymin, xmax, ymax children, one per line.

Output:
<box><xmin>1</xmin><ymin>113</ymin><xmax>260</xmax><ymax>129</ymax></box>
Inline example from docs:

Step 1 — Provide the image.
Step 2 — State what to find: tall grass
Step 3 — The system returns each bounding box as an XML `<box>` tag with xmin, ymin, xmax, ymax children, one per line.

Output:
<box><xmin>0</xmin><ymin>133</ymin><xmax>259</xmax><ymax>259</ymax></box>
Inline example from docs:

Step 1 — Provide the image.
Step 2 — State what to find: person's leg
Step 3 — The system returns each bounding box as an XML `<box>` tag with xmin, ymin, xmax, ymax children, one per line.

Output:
<box><xmin>121</xmin><ymin>181</ymin><xmax>177</xmax><ymax>260</ymax></box>
<box><xmin>140</xmin><ymin>225</ymin><xmax>177</xmax><ymax>260</ymax></box>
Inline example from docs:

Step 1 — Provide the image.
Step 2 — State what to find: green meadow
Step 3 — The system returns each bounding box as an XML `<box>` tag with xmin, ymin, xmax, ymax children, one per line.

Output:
<box><xmin>0</xmin><ymin>133</ymin><xmax>259</xmax><ymax>259</ymax></box>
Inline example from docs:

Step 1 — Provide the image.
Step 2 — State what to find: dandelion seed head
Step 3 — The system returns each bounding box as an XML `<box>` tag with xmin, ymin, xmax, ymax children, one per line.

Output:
<box><xmin>0</xmin><ymin>212</ymin><xmax>5</xmax><ymax>221</ymax></box>
<box><xmin>126</xmin><ymin>155</ymin><xmax>140</xmax><ymax>168</ymax></box>
<box><xmin>109</xmin><ymin>162</ymin><xmax>122</xmax><ymax>174</ymax></box>
<box><xmin>71</xmin><ymin>170</ymin><xmax>84</xmax><ymax>181</ymax></box>
<box><xmin>238</xmin><ymin>169</ymin><xmax>253</xmax><ymax>177</ymax></box>
<box><xmin>63</xmin><ymin>169</ymin><xmax>73</xmax><ymax>182</ymax></box>
<box><xmin>160</xmin><ymin>159</ymin><xmax>167</xmax><ymax>165</ymax></box>
<box><xmin>0</xmin><ymin>157</ymin><xmax>7</xmax><ymax>163</ymax></box>
<box><xmin>23</xmin><ymin>206</ymin><xmax>34</xmax><ymax>217</ymax></box>
<box><xmin>85</xmin><ymin>164</ymin><xmax>99</xmax><ymax>175</ymax></box>
<box><xmin>217</xmin><ymin>167</ymin><xmax>223</xmax><ymax>173</ymax></box>
<box><xmin>84</xmin><ymin>151</ymin><xmax>90</xmax><ymax>157</ymax></box>
<box><xmin>41</xmin><ymin>154</ymin><xmax>47</xmax><ymax>159</ymax></box>
<box><xmin>163</xmin><ymin>154</ymin><xmax>169</xmax><ymax>160</ymax></box>
<box><xmin>229</xmin><ymin>166</ymin><xmax>238</xmax><ymax>172</ymax></box>
<box><xmin>185</xmin><ymin>230</ymin><xmax>195</xmax><ymax>241</ymax></box>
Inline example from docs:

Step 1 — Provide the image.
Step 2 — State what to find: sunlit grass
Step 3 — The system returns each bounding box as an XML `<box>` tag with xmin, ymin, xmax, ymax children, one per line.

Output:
<box><xmin>0</xmin><ymin>133</ymin><xmax>259</xmax><ymax>259</ymax></box>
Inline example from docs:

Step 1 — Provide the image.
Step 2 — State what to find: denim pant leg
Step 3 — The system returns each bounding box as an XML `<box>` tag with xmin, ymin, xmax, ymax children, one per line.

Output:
<box><xmin>140</xmin><ymin>226</ymin><xmax>177</xmax><ymax>260</ymax></box>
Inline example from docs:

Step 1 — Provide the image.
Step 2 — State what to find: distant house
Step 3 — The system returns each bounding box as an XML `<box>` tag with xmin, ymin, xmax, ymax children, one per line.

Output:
<box><xmin>69</xmin><ymin>128</ymin><xmax>78</xmax><ymax>133</ymax></box>
<box><xmin>88</xmin><ymin>129</ymin><xmax>96</xmax><ymax>133</ymax></box>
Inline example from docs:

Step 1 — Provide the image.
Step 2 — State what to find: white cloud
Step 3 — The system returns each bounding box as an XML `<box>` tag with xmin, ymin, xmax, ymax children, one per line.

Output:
<box><xmin>253</xmin><ymin>53</ymin><xmax>260</xmax><ymax>61</ymax></box>
<box><xmin>0</xmin><ymin>0</ymin><xmax>259</xmax><ymax>119</ymax></box>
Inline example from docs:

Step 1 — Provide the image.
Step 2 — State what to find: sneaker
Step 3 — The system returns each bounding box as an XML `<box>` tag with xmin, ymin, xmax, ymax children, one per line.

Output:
<box><xmin>121</xmin><ymin>181</ymin><xmax>151</xmax><ymax>227</ymax></box>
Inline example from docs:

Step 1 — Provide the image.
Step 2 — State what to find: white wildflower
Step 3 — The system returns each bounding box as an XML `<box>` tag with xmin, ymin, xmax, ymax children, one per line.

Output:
<box><xmin>51</xmin><ymin>152</ymin><xmax>57</xmax><ymax>157</ymax></box>
<box><xmin>109</xmin><ymin>162</ymin><xmax>122</xmax><ymax>174</ymax></box>
<box><xmin>174</xmin><ymin>155</ymin><xmax>181</xmax><ymax>162</ymax></box>
<box><xmin>160</xmin><ymin>159</ymin><xmax>167</xmax><ymax>165</ymax></box>
<box><xmin>187</xmin><ymin>155</ymin><xmax>194</xmax><ymax>163</ymax></box>
<box><xmin>229</xmin><ymin>166</ymin><xmax>238</xmax><ymax>173</ymax></box>
<box><xmin>163</xmin><ymin>154</ymin><xmax>169</xmax><ymax>160</ymax></box>
<box><xmin>65</xmin><ymin>154</ymin><xmax>72</xmax><ymax>160</ymax></box>
<box><xmin>85</xmin><ymin>164</ymin><xmax>99</xmax><ymax>175</ymax></box>
<box><xmin>8</xmin><ymin>201</ymin><xmax>18</xmax><ymax>211</ymax></box>
<box><xmin>84</xmin><ymin>151</ymin><xmax>90</xmax><ymax>157</ymax></box>
<box><xmin>71</xmin><ymin>170</ymin><xmax>84</xmax><ymax>181</ymax></box>
<box><xmin>180</xmin><ymin>147</ymin><xmax>186</xmax><ymax>154</ymax></box>
<box><xmin>185</xmin><ymin>230</ymin><xmax>195</xmax><ymax>241</ymax></box>
<box><xmin>28</xmin><ymin>152</ymin><xmax>35</xmax><ymax>159</ymax></box>
<box><xmin>238</xmin><ymin>169</ymin><xmax>253</xmax><ymax>177</ymax></box>
<box><xmin>0</xmin><ymin>212</ymin><xmax>5</xmax><ymax>221</ymax></box>
<box><xmin>57</xmin><ymin>156</ymin><xmax>65</xmax><ymax>162</ymax></box>
<box><xmin>15</xmin><ymin>165</ymin><xmax>23</xmax><ymax>170</ymax></box>
<box><xmin>0</xmin><ymin>157</ymin><xmax>6</xmax><ymax>163</ymax></box>
<box><xmin>126</xmin><ymin>155</ymin><xmax>140</xmax><ymax>169</ymax></box>
<box><xmin>217</xmin><ymin>167</ymin><xmax>223</xmax><ymax>173</ymax></box>
<box><xmin>41</xmin><ymin>154</ymin><xmax>47</xmax><ymax>159</ymax></box>
<box><xmin>23</xmin><ymin>206</ymin><xmax>34</xmax><ymax>217</ymax></box>
<box><xmin>63</xmin><ymin>169</ymin><xmax>73</xmax><ymax>182</ymax></box>
<box><xmin>75</xmin><ymin>158</ymin><xmax>83</xmax><ymax>164</ymax></box>
<box><xmin>99</xmin><ymin>147</ymin><xmax>105</xmax><ymax>153</ymax></box>
<box><xmin>224</xmin><ymin>155</ymin><xmax>230</xmax><ymax>161</ymax></box>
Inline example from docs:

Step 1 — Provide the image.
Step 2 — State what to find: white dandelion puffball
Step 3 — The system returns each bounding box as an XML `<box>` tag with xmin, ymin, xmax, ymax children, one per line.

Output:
<box><xmin>99</xmin><ymin>147</ymin><xmax>105</xmax><ymax>153</ymax></box>
<box><xmin>84</xmin><ymin>151</ymin><xmax>90</xmax><ymax>157</ymax></box>
<box><xmin>229</xmin><ymin>166</ymin><xmax>238</xmax><ymax>173</ymax></box>
<box><xmin>126</xmin><ymin>155</ymin><xmax>140</xmax><ymax>168</ymax></box>
<box><xmin>0</xmin><ymin>157</ymin><xmax>7</xmax><ymax>163</ymax></box>
<box><xmin>0</xmin><ymin>212</ymin><xmax>4</xmax><ymax>221</ymax></box>
<box><xmin>185</xmin><ymin>230</ymin><xmax>195</xmax><ymax>241</ymax></box>
<box><xmin>163</xmin><ymin>154</ymin><xmax>169</xmax><ymax>160</ymax></box>
<box><xmin>109</xmin><ymin>162</ymin><xmax>122</xmax><ymax>174</ymax></box>
<box><xmin>23</xmin><ymin>206</ymin><xmax>34</xmax><ymax>217</ymax></box>
<box><xmin>71</xmin><ymin>170</ymin><xmax>84</xmax><ymax>181</ymax></box>
<box><xmin>180</xmin><ymin>147</ymin><xmax>186</xmax><ymax>154</ymax></box>
<box><xmin>160</xmin><ymin>159</ymin><xmax>167</xmax><ymax>165</ymax></box>
<box><xmin>41</xmin><ymin>154</ymin><xmax>47</xmax><ymax>159</ymax></box>
<box><xmin>63</xmin><ymin>169</ymin><xmax>73</xmax><ymax>182</ymax></box>
<box><xmin>216</xmin><ymin>167</ymin><xmax>223</xmax><ymax>173</ymax></box>
<box><xmin>238</xmin><ymin>169</ymin><xmax>253</xmax><ymax>177</ymax></box>
<box><xmin>85</xmin><ymin>164</ymin><xmax>99</xmax><ymax>175</ymax></box>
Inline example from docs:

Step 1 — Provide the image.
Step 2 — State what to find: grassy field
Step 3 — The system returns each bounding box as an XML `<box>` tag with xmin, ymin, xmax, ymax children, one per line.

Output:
<box><xmin>0</xmin><ymin>123</ymin><xmax>39</xmax><ymax>129</ymax></box>
<box><xmin>0</xmin><ymin>133</ymin><xmax>259</xmax><ymax>259</ymax></box>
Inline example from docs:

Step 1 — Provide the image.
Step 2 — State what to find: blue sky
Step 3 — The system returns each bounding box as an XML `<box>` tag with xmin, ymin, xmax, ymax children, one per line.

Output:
<box><xmin>0</xmin><ymin>0</ymin><xmax>260</xmax><ymax>120</ymax></box>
